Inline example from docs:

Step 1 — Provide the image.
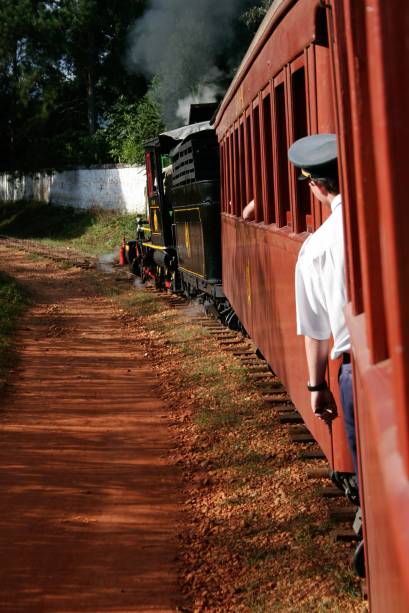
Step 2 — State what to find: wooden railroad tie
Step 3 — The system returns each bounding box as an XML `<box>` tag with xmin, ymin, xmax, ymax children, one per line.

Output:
<box><xmin>262</xmin><ymin>394</ymin><xmax>289</xmax><ymax>405</ymax></box>
<box><xmin>329</xmin><ymin>506</ymin><xmax>356</xmax><ymax>522</ymax></box>
<box><xmin>227</xmin><ymin>347</ymin><xmax>254</xmax><ymax>354</ymax></box>
<box><xmin>277</xmin><ymin>406</ymin><xmax>299</xmax><ymax>417</ymax></box>
<box><xmin>306</xmin><ymin>467</ymin><xmax>331</xmax><ymax>479</ymax></box>
<box><xmin>276</xmin><ymin>405</ymin><xmax>296</xmax><ymax>413</ymax></box>
<box><xmin>219</xmin><ymin>338</ymin><xmax>245</xmax><ymax>345</ymax></box>
<box><xmin>333</xmin><ymin>529</ymin><xmax>359</xmax><ymax>542</ymax></box>
<box><xmin>278</xmin><ymin>412</ymin><xmax>303</xmax><ymax>424</ymax></box>
<box><xmin>299</xmin><ymin>448</ymin><xmax>326</xmax><ymax>460</ymax></box>
<box><xmin>289</xmin><ymin>424</ymin><xmax>309</xmax><ymax>434</ymax></box>
<box><xmin>212</xmin><ymin>334</ymin><xmax>238</xmax><ymax>339</ymax></box>
<box><xmin>256</xmin><ymin>383</ymin><xmax>287</xmax><ymax>394</ymax></box>
<box><xmin>247</xmin><ymin>372</ymin><xmax>275</xmax><ymax>380</ymax></box>
<box><xmin>290</xmin><ymin>432</ymin><xmax>315</xmax><ymax>443</ymax></box>
<box><xmin>317</xmin><ymin>486</ymin><xmax>344</xmax><ymax>499</ymax></box>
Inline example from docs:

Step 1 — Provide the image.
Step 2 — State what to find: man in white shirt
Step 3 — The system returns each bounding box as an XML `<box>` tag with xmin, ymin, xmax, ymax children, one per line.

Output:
<box><xmin>288</xmin><ymin>134</ymin><xmax>358</xmax><ymax>476</ymax></box>
<box><xmin>288</xmin><ymin>134</ymin><xmax>364</xmax><ymax>577</ymax></box>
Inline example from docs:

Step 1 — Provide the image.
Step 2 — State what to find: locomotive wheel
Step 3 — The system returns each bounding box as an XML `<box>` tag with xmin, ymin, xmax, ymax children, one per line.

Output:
<box><xmin>352</xmin><ymin>539</ymin><xmax>366</xmax><ymax>578</ymax></box>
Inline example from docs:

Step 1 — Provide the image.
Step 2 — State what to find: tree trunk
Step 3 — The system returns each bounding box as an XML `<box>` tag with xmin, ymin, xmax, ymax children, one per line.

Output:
<box><xmin>86</xmin><ymin>31</ymin><xmax>97</xmax><ymax>134</ymax></box>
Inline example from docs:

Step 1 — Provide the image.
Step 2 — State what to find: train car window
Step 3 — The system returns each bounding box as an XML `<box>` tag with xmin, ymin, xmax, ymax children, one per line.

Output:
<box><xmin>225</xmin><ymin>135</ymin><xmax>231</xmax><ymax>214</ymax></box>
<box><xmin>262</xmin><ymin>93</ymin><xmax>275</xmax><ymax>224</ymax></box>
<box><xmin>239</xmin><ymin>121</ymin><xmax>246</xmax><ymax>214</ymax></box>
<box><xmin>245</xmin><ymin>114</ymin><xmax>254</xmax><ymax>204</ymax></box>
<box><xmin>251</xmin><ymin>104</ymin><xmax>263</xmax><ymax>223</ymax></box>
<box><xmin>314</xmin><ymin>4</ymin><xmax>329</xmax><ymax>47</ymax></box>
<box><xmin>291</xmin><ymin>65</ymin><xmax>311</xmax><ymax>233</ymax></box>
<box><xmin>220</xmin><ymin>142</ymin><xmax>225</xmax><ymax>212</ymax></box>
<box><xmin>233</xmin><ymin>127</ymin><xmax>241</xmax><ymax>216</ymax></box>
<box><xmin>223</xmin><ymin>140</ymin><xmax>230</xmax><ymax>213</ymax></box>
<box><xmin>227</xmin><ymin>134</ymin><xmax>234</xmax><ymax>214</ymax></box>
<box><xmin>274</xmin><ymin>80</ymin><xmax>291</xmax><ymax>228</ymax></box>
<box><xmin>229</xmin><ymin>132</ymin><xmax>237</xmax><ymax>215</ymax></box>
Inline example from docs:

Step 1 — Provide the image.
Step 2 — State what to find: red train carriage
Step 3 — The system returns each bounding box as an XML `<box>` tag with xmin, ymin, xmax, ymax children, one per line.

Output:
<box><xmin>214</xmin><ymin>0</ymin><xmax>352</xmax><ymax>473</ymax></box>
<box><xmin>215</xmin><ymin>0</ymin><xmax>409</xmax><ymax>609</ymax></box>
<box><xmin>330</xmin><ymin>1</ymin><xmax>409</xmax><ymax>610</ymax></box>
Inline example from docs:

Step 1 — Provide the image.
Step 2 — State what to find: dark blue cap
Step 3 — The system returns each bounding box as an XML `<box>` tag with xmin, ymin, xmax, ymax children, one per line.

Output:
<box><xmin>288</xmin><ymin>134</ymin><xmax>338</xmax><ymax>181</ymax></box>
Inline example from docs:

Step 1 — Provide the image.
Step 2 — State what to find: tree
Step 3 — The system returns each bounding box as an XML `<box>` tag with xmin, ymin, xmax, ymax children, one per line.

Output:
<box><xmin>240</xmin><ymin>0</ymin><xmax>273</xmax><ymax>33</ymax></box>
<box><xmin>104</xmin><ymin>91</ymin><xmax>164</xmax><ymax>165</ymax></box>
<box><xmin>0</xmin><ymin>0</ymin><xmax>148</xmax><ymax>170</ymax></box>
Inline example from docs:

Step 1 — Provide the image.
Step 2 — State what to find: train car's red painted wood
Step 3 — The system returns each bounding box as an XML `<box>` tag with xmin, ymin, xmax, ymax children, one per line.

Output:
<box><xmin>219</xmin><ymin>0</ymin><xmax>409</xmax><ymax>606</ymax></box>
<box><xmin>331</xmin><ymin>0</ymin><xmax>409</xmax><ymax>609</ymax></box>
<box><xmin>222</xmin><ymin>214</ymin><xmax>353</xmax><ymax>470</ymax></box>
<box><xmin>347</xmin><ymin>308</ymin><xmax>409</xmax><ymax>611</ymax></box>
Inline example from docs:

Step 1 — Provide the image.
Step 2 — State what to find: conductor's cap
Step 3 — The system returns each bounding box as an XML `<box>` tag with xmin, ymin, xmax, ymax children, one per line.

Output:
<box><xmin>288</xmin><ymin>134</ymin><xmax>338</xmax><ymax>181</ymax></box>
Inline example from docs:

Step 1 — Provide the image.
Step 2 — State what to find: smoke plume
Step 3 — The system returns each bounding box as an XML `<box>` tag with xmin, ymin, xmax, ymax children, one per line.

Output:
<box><xmin>127</xmin><ymin>0</ymin><xmax>249</xmax><ymax>127</ymax></box>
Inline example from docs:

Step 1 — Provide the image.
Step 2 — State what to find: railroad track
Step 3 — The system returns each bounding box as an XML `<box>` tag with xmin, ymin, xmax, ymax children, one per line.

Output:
<box><xmin>180</xmin><ymin>311</ymin><xmax>359</xmax><ymax>544</ymax></box>
<box><xmin>0</xmin><ymin>235</ymin><xmax>97</xmax><ymax>269</ymax></box>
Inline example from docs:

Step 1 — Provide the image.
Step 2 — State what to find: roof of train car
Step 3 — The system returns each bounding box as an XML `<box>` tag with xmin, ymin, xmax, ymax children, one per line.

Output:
<box><xmin>144</xmin><ymin>121</ymin><xmax>213</xmax><ymax>153</ymax></box>
<box><xmin>213</xmin><ymin>0</ymin><xmax>297</xmax><ymax>129</ymax></box>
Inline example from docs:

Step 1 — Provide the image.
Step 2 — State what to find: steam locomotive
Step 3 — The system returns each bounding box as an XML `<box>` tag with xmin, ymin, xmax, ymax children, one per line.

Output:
<box><xmin>127</xmin><ymin>117</ymin><xmax>241</xmax><ymax>327</ymax></box>
<box><xmin>126</xmin><ymin>1</ymin><xmax>409</xmax><ymax>610</ymax></box>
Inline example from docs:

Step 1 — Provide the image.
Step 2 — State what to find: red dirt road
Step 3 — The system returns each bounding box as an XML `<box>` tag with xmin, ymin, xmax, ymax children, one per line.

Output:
<box><xmin>0</xmin><ymin>246</ymin><xmax>182</xmax><ymax>613</ymax></box>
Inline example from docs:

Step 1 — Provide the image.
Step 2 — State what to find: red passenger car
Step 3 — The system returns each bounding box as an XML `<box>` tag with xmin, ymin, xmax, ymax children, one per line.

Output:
<box><xmin>214</xmin><ymin>0</ymin><xmax>352</xmax><ymax>473</ymax></box>
<box><xmin>215</xmin><ymin>0</ymin><xmax>409</xmax><ymax>609</ymax></box>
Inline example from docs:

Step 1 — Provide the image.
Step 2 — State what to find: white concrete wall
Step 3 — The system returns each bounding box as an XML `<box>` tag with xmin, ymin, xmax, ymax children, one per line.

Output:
<box><xmin>0</xmin><ymin>166</ymin><xmax>147</xmax><ymax>214</ymax></box>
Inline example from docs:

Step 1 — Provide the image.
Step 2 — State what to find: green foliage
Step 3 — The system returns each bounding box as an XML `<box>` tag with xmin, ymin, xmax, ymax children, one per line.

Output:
<box><xmin>104</xmin><ymin>90</ymin><xmax>164</xmax><ymax>165</ymax></box>
<box><xmin>0</xmin><ymin>0</ymin><xmax>149</xmax><ymax>170</ymax></box>
<box><xmin>240</xmin><ymin>1</ymin><xmax>273</xmax><ymax>32</ymax></box>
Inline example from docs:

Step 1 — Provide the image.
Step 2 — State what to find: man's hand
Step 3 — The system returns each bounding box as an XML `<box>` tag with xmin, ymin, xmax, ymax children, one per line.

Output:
<box><xmin>310</xmin><ymin>388</ymin><xmax>337</xmax><ymax>423</ymax></box>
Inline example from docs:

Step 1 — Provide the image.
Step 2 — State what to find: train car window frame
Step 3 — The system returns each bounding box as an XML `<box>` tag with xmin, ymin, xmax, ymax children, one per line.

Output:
<box><xmin>228</xmin><ymin>133</ymin><xmax>235</xmax><ymax>216</ymax></box>
<box><xmin>273</xmin><ymin>70</ymin><xmax>291</xmax><ymax>229</ymax></box>
<box><xmin>233</xmin><ymin>123</ymin><xmax>241</xmax><ymax>216</ymax></box>
<box><xmin>305</xmin><ymin>43</ymin><xmax>324</xmax><ymax>232</ymax></box>
<box><xmin>260</xmin><ymin>85</ymin><xmax>276</xmax><ymax>225</ymax></box>
<box><xmin>239</xmin><ymin>117</ymin><xmax>246</xmax><ymax>216</ymax></box>
<box><xmin>220</xmin><ymin>141</ymin><xmax>225</xmax><ymax>213</ymax></box>
<box><xmin>244</xmin><ymin>109</ymin><xmax>254</xmax><ymax>206</ymax></box>
<box><xmin>251</xmin><ymin>97</ymin><xmax>263</xmax><ymax>223</ymax></box>
<box><xmin>289</xmin><ymin>55</ymin><xmax>312</xmax><ymax>234</ymax></box>
<box><xmin>225</xmin><ymin>134</ymin><xmax>232</xmax><ymax>215</ymax></box>
<box><xmin>224</xmin><ymin>139</ymin><xmax>230</xmax><ymax>214</ymax></box>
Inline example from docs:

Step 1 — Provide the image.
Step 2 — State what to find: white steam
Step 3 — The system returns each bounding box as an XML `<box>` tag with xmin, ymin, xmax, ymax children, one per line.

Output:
<box><xmin>176</xmin><ymin>85</ymin><xmax>220</xmax><ymax>125</ymax></box>
<box><xmin>127</xmin><ymin>0</ymin><xmax>248</xmax><ymax>127</ymax></box>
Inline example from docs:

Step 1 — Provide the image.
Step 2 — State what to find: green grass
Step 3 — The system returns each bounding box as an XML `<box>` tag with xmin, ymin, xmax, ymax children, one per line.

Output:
<box><xmin>0</xmin><ymin>272</ymin><xmax>28</xmax><ymax>375</ymax></box>
<box><xmin>0</xmin><ymin>200</ymin><xmax>136</xmax><ymax>256</ymax></box>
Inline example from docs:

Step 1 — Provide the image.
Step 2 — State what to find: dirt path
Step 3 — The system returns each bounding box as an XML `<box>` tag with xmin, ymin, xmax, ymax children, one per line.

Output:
<box><xmin>0</xmin><ymin>245</ymin><xmax>182</xmax><ymax>613</ymax></box>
